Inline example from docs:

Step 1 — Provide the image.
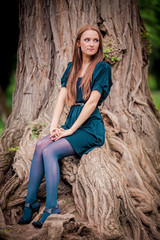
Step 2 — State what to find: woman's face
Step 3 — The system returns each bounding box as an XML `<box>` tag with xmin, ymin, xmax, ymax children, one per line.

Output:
<box><xmin>78</xmin><ymin>30</ymin><xmax>100</xmax><ymax>59</ymax></box>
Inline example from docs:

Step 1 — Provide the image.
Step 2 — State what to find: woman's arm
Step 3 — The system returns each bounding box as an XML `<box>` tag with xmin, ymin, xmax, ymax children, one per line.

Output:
<box><xmin>50</xmin><ymin>87</ymin><xmax>67</xmax><ymax>133</ymax></box>
<box><xmin>53</xmin><ymin>90</ymin><xmax>101</xmax><ymax>141</ymax></box>
<box><xmin>70</xmin><ymin>90</ymin><xmax>101</xmax><ymax>132</ymax></box>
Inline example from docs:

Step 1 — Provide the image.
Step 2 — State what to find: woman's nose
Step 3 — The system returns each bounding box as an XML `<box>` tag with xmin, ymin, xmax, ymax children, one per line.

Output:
<box><xmin>89</xmin><ymin>41</ymin><xmax>94</xmax><ymax>46</ymax></box>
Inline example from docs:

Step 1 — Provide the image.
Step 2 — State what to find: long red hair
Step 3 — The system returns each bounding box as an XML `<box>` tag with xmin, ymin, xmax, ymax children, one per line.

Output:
<box><xmin>66</xmin><ymin>25</ymin><xmax>103</xmax><ymax>105</ymax></box>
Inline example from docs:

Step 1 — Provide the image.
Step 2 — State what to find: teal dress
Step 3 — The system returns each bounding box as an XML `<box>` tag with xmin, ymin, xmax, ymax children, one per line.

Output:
<box><xmin>61</xmin><ymin>61</ymin><xmax>113</xmax><ymax>157</ymax></box>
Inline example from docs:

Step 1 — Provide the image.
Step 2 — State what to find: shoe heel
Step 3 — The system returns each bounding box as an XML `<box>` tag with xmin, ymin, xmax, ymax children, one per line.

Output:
<box><xmin>33</xmin><ymin>205</ymin><xmax>40</xmax><ymax>213</ymax></box>
<box><xmin>18</xmin><ymin>200</ymin><xmax>40</xmax><ymax>225</ymax></box>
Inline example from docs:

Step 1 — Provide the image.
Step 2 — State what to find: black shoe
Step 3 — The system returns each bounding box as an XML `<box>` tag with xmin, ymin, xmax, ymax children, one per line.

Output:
<box><xmin>18</xmin><ymin>200</ymin><xmax>40</xmax><ymax>224</ymax></box>
<box><xmin>32</xmin><ymin>205</ymin><xmax>61</xmax><ymax>228</ymax></box>
<box><xmin>32</xmin><ymin>220</ymin><xmax>43</xmax><ymax>228</ymax></box>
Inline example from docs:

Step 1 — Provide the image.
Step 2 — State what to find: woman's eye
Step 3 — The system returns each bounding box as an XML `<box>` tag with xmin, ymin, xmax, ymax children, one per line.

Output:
<box><xmin>84</xmin><ymin>38</ymin><xmax>99</xmax><ymax>43</ymax></box>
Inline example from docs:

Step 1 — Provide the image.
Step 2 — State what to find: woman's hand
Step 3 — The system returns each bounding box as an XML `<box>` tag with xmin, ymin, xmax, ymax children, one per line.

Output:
<box><xmin>50</xmin><ymin>125</ymin><xmax>59</xmax><ymax>136</ymax></box>
<box><xmin>50</xmin><ymin>128</ymin><xmax>74</xmax><ymax>141</ymax></box>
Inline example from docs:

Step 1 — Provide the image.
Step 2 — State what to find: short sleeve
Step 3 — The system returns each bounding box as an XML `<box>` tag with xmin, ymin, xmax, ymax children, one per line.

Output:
<box><xmin>91</xmin><ymin>61</ymin><xmax>113</xmax><ymax>105</ymax></box>
<box><xmin>61</xmin><ymin>62</ymin><xmax>72</xmax><ymax>87</ymax></box>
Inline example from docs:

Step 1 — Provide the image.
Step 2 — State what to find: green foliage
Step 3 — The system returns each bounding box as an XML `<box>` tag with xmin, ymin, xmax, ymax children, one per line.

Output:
<box><xmin>0</xmin><ymin>128</ymin><xmax>3</xmax><ymax>138</ymax></box>
<box><xmin>0</xmin><ymin>71</ymin><xmax>16</xmax><ymax>136</ymax></box>
<box><xmin>148</xmin><ymin>75</ymin><xmax>160</xmax><ymax>113</ymax></box>
<box><xmin>28</xmin><ymin>122</ymin><xmax>46</xmax><ymax>139</ymax></box>
<box><xmin>103</xmin><ymin>41</ymin><xmax>120</xmax><ymax>63</ymax></box>
<box><xmin>0</xmin><ymin>116</ymin><xmax>4</xmax><ymax>137</ymax></box>
<box><xmin>151</xmin><ymin>91</ymin><xmax>160</xmax><ymax>113</ymax></box>
<box><xmin>138</xmin><ymin>0</ymin><xmax>160</xmax><ymax>89</ymax></box>
<box><xmin>5</xmin><ymin>70</ymin><xmax>16</xmax><ymax>111</ymax></box>
<box><xmin>8</xmin><ymin>146</ymin><xmax>19</xmax><ymax>152</ymax></box>
<box><xmin>138</xmin><ymin>0</ymin><xmax>160</xmax><ymax>53</ymax></box>
<box><xmin>140</xmin><ymin>30</ymin><xmax>152</xmax><ymax>54</ymax></box>
<box><xmin>0</xmin><ymin>229</ymin><xmax>11</xmax><ymax>233</ymax></box>
<box><xmin>148</xmin><ymin>74</ymin><xmax>158</xmax><ymax>90</ymax></box>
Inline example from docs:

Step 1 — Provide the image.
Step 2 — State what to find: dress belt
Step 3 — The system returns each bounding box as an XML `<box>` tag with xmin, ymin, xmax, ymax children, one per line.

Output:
<box><xmin>74</xmin><ymin>102</ymin><xmax>85</xmax><ymax>106</ymax></box>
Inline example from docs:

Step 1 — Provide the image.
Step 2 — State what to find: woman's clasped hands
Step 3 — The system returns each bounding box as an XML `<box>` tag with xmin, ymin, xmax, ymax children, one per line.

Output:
<box><xmin>50</xmin><ymin>126</ymin><xmax>74</xmax><ymax>141</ymax></box>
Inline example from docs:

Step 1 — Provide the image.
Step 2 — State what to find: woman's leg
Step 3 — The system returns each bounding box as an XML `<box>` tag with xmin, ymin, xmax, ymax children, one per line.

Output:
<box><xmin>25</xmin><ymin>134</ymin><xmax>53</xmax><ymax>204</ymax></box>
<box><xmin>18</xmin><ymin>134</ymin><xmax>54</xmax><ymax>223</ymax></box>
<box><xmin>40</xmin><ymin>138</ymin><xmax>75</xmax><ymax>222</ymax></box>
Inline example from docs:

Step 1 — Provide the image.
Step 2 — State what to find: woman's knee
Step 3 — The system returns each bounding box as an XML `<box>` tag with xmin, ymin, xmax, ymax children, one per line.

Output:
<box><xmin>42</xmin><ymin>143</ymin><xmax>59</xmax><ymax>161</ymax></box>
<box><xmin>42</xmin><ymin>145</ymin><xmax>53</xmax><ymax>160</ymax></box>
<box><xmin>35</xmin><ymin>135</ymin><xmax>51</xmax><ymax>150</ymax></box>
<box><xmin>35</xmin><ymin>139</ymin><xmax>44</xmax><ymax>150</ymax></box>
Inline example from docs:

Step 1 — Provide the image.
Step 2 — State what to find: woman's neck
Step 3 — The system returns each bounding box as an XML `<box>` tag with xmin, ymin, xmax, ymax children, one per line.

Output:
<box><xmin>77</xmin><ymin>55</ymin><xmax>91</xmax><ymax>77</ymax></box>
<box><xmin>79</xmin><ymin>63</ymin><xmax>90</xmax><ymax>77</ymax></box>
<box><xmin>82</xmin><ymin>54</ymin><xmax>91</xmax><ymax>65</ymax></box>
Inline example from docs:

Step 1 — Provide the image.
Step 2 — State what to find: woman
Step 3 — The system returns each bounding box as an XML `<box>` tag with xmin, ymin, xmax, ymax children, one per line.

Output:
<box><xmin>18</xmin><ymin>24</ymin><xmax>113</xmax><ymax>228</ymax></box>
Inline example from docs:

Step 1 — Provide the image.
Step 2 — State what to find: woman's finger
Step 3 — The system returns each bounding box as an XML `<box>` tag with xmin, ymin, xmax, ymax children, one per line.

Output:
<box><xmin>54</xmin><ymin>132</ymin><xmax>63</xmax><ymax>141</ymax></box>
<box><xmin>50</xmin><ymin>128</ymin><xmax>61</xmax><ymax>136</ymax></box>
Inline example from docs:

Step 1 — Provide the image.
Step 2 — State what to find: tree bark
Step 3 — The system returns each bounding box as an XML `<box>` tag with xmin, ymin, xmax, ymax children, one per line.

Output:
<box><xmin>0</xmin><ymin>0</ymin><xmax>160</xmax><ymax>239</ymax></box>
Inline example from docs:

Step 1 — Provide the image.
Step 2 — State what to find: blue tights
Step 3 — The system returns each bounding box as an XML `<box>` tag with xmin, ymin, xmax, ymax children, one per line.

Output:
<box><xmin>24</xmin><ymin>134</ymin><xmax>75</xmax><ymax>222</ymax></box>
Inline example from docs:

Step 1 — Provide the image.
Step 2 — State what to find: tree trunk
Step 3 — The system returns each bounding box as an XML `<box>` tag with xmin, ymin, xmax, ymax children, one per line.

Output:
<box><xmin>0</xmin><ymin>0</ymin><xmax>160</xmax><ymax>239</ymax></box>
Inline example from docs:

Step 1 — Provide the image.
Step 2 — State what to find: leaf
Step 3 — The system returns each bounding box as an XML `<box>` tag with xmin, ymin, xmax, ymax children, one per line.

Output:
<box><xmin>104</xmin><ymin>48</ymin><xmax>111</xmax><ymax>53</ymax></box>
